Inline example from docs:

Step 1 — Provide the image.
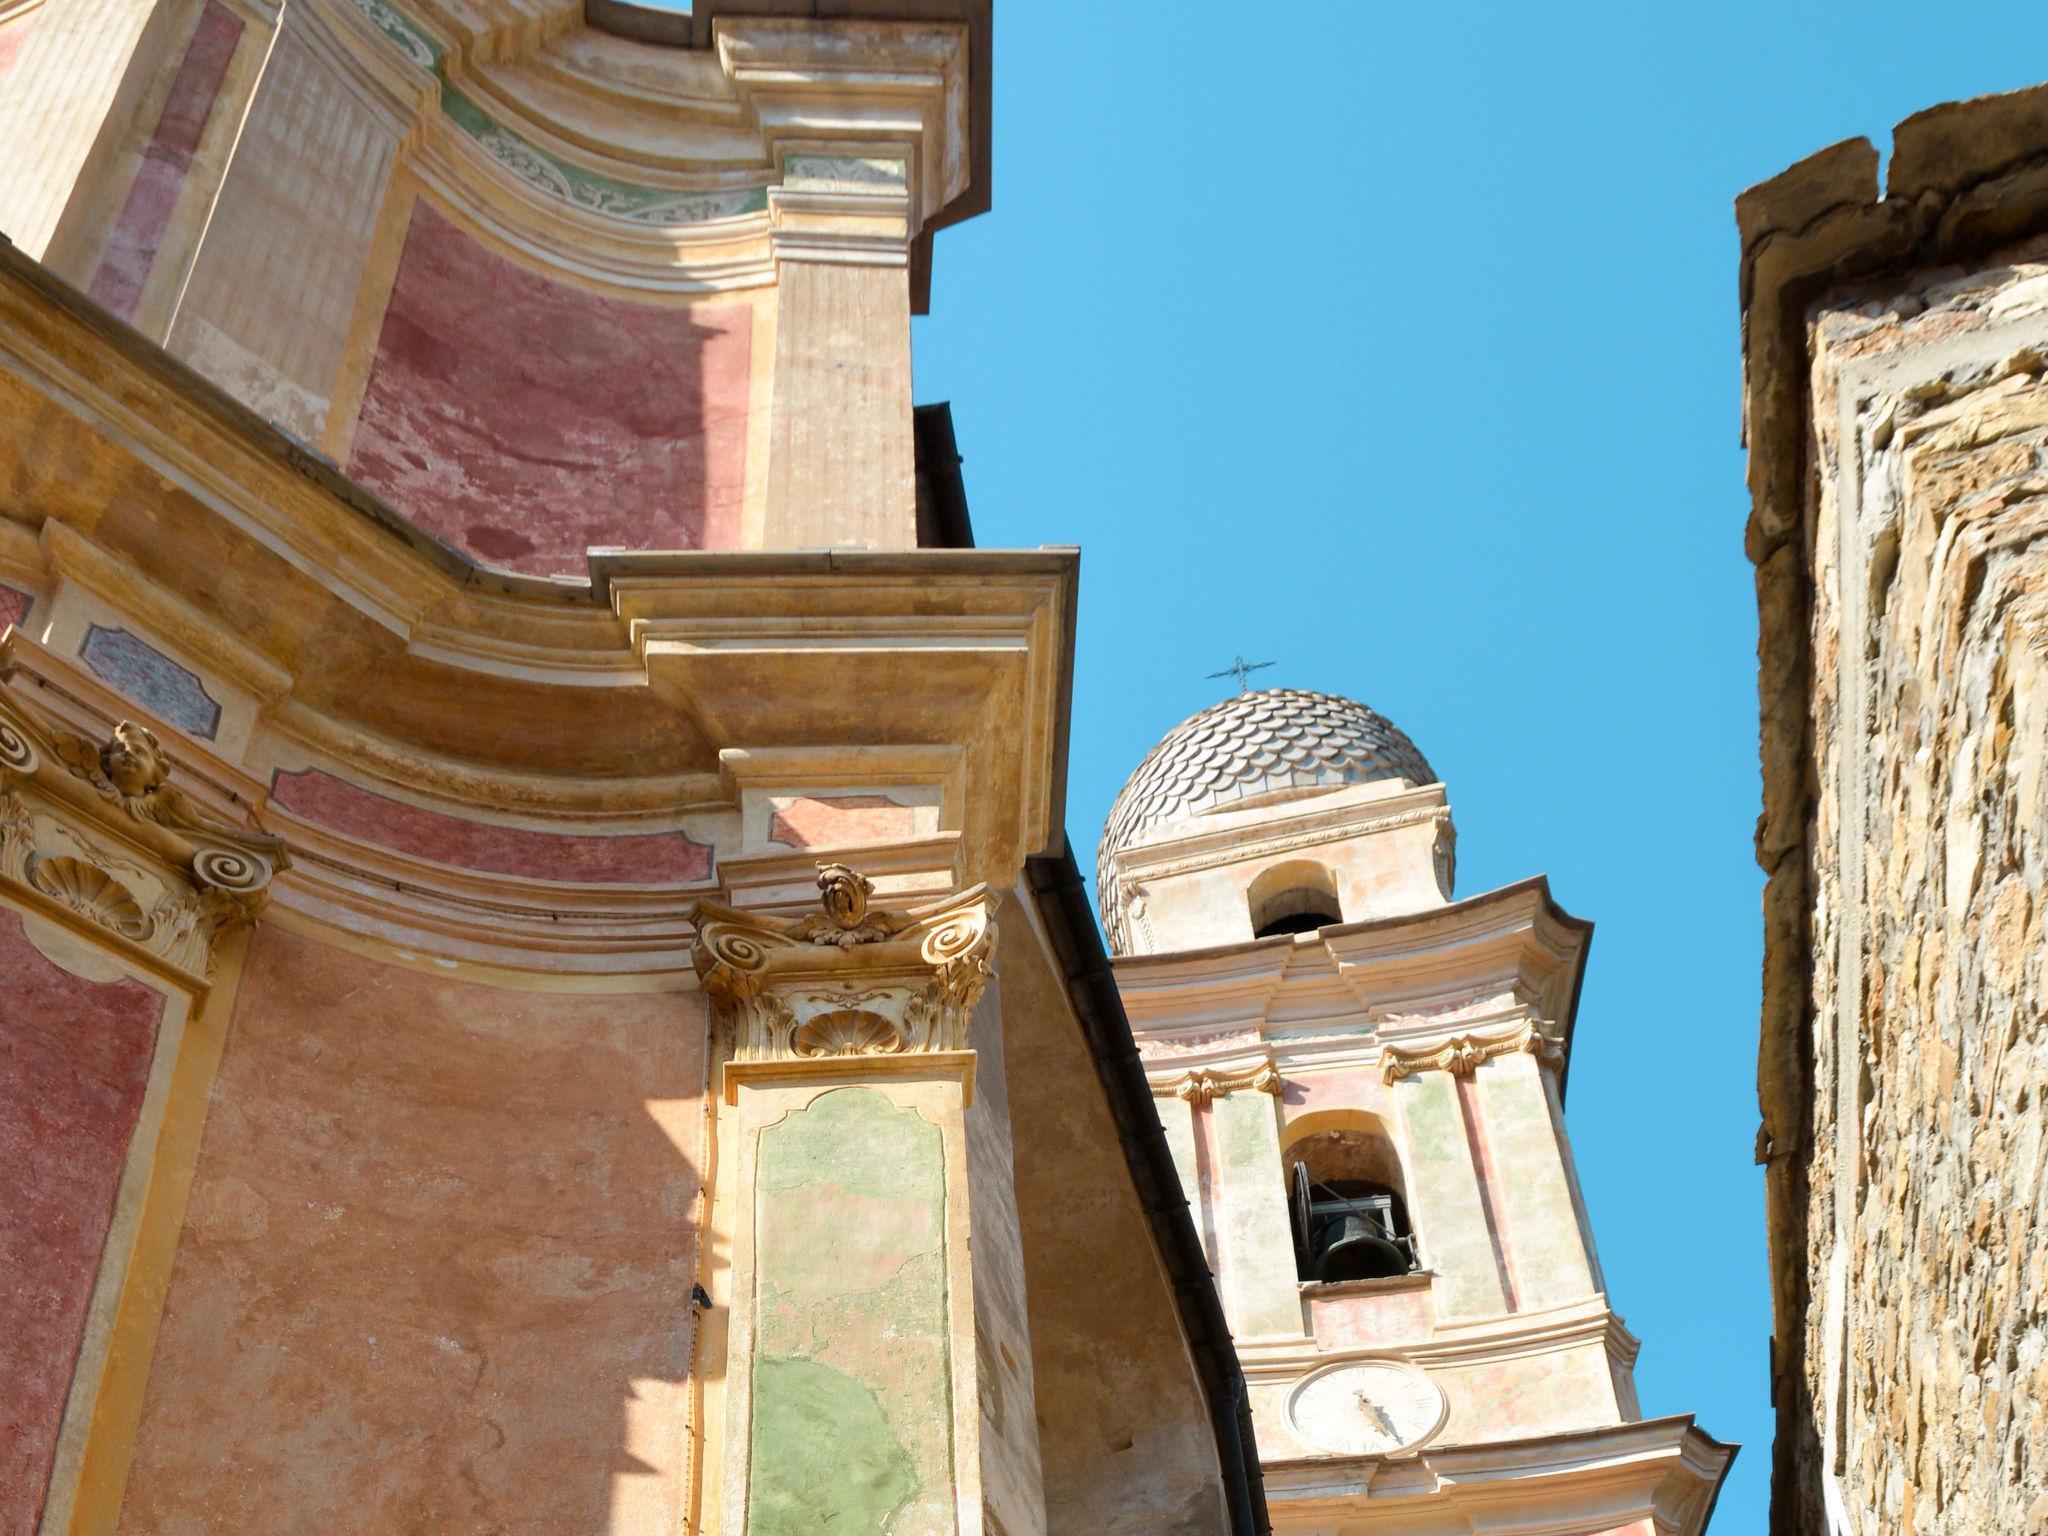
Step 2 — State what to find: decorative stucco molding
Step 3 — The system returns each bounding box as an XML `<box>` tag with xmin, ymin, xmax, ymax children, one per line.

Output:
<box><xmin>1150</xmin><ymin>1060</ymin><xmax>1283</xmax><ymax>1106</ymax></box>
<box><xmin>1379</xmin><ymin>1020</ymin><xmax>1563</xmax><ymax>1085</ymax></box>
<box><xmin>0</xmin><ymin>693</ymin><xmax>287</xmax><ymax>978</ymax></box>
<box><xmin>690</xmin><ymin>862</ymin><xmax>993</xmax><ymax>1100</ymax></box>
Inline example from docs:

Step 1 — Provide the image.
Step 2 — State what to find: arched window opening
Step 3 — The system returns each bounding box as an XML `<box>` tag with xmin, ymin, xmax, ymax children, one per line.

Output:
<box><xmin>1285</xmin><ymin>1124</ymin><xmax>1417</xmax><ymax>1283</ymax></box>
<box><xmin>1248</xmin><ymin>860</ymin><xmax>1342</xmax><ymax>939</ymax></box>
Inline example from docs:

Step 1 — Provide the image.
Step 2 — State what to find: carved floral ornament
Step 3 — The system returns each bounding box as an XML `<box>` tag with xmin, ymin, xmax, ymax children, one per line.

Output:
<box><xmin>1150</xmin><ymin>1062</ymin><xmax>1284</xmax><ymax>1106</ymax></box>
<box><xmin>688</xmin><ymin>863</ymin><xmax>996</xmax><ymax>1075</ymax></box>
<box><xmin>1378</xmin><ymin>1020</ymin><xmax>1564</xmax><ymax>1086</ymax></box>
<box><xmin>0</xmin><ymin>692</ymin><xmax>287</xmax><ymax>978</ymax></box>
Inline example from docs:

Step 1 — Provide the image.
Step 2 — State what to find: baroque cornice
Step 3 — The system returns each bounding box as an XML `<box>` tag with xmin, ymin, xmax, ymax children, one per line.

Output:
<box><xmin>1379</xmin><ymin>1019</ymin><xmax>1563</xmax><ymax>1085</ymax></box>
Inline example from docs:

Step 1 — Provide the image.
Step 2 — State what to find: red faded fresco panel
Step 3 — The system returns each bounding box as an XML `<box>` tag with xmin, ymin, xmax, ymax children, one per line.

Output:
<box><xmin>345</xmin><ymin>201</ymin><xmax>751</xmax><ymax>575</ymax></box>
<box><xmin>87</xmin><ymin>2</ymin><xmax>242</xmax><ymax>320</ymax></box>
<box><xmin>270</xmin><ymin>767</ymin><xmax>710</xmax><ymax>884</ymax></box>
<box><xmin>766</xmin><ymin>794</ymin><xmax>917</xmax><ymax>850</ymax></box>
<box><xmin>0</xmin><ymin>585</ymin><xmax>28</xmax><ymax>631</ymax></box>
<box><xmin>0</xmin><ymin>910</ymin><xmax>165</xmax><ymax>1535</ymax></box>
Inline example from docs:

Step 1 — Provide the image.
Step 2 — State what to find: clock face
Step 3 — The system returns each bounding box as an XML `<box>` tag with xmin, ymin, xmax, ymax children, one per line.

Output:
<box><xmin>1284</xmin><ymin>1360</ymin><xmax>1447</xmax><ymax>1458</ymax></box>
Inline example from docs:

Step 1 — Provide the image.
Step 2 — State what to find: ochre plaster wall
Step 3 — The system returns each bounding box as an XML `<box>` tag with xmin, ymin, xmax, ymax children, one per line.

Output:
<box><xmin>116</xmin><ymin>922</ymin><xmax>707</xmax><ymax>1533</ymax></box>
<box><xmin>0</xmin><ymin>908</ymin><xmax>165</xmax><ymax>1536</ymax></box>
<box><xmin>345</xmin><ymin>200</ymin><xmax>752</xmax><ymax>575</ymax></box>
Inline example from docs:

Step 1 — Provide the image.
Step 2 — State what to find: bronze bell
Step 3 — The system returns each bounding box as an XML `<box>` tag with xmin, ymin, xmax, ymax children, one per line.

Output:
<box><xmin>1310</xmin><ymin>1212</ymin><xmax>1409</xmax><ymax>1282</ymax></box>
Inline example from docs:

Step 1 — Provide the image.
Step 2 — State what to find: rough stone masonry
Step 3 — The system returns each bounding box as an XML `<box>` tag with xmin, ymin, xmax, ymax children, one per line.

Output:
<box><xmin>1742</xmin><ymin>90</ymin><xmax>2048</xmax><ymax>1536</ymax></box>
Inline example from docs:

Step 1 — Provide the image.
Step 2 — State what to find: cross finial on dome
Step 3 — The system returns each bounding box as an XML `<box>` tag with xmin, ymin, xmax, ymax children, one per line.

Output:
<box><xmin>1206</xmin><ymin>655</ymin><xmax>1275</xmax><ymax>694</ymax></box>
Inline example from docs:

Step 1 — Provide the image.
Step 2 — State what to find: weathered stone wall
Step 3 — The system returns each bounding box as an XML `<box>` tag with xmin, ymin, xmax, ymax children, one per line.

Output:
<box><xmin>1795</xmin><ymin>239</ymin><xmax>2048</xmax><ymax>1533</ymax></box>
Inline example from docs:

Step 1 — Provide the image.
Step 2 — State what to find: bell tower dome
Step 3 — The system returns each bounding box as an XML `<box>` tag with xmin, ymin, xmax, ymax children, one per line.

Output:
<box><xmin>1098</xmin><ymin>687</ymin><xmax>1452</xmax><ymax>956</ymax></box>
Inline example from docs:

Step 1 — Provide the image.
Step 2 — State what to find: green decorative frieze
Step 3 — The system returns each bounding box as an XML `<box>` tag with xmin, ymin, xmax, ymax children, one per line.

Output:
<box><xmin>344</xmin><ymin>0</ymin><xmax>768</xmax><ymax>225</ymax></box>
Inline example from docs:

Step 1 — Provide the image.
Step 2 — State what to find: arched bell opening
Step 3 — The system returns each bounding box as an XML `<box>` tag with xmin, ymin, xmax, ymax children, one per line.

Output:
<box><xmin>1248</xmin><ymin>859</ymin><xmax>1343</xmax><ymax>939</ymax></box>
<box><xmin>1283</xmin><ymin>1116</ymin><xmax>1418</xmax><ymax>1284</ymax></box>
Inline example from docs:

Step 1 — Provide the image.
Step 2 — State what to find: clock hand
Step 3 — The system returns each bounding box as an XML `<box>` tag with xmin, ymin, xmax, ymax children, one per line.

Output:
<box><xmin>1352</xmin><ymin>1391</ymin><xmax>1400</xmax><ymax>1442</ymax></box>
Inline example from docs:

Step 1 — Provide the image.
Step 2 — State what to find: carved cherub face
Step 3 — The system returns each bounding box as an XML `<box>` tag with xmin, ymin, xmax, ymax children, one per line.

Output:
<box><xmin>101</xmin><ymin>722</ymin><xmax>168</xmax><ymax>798</ymax></box>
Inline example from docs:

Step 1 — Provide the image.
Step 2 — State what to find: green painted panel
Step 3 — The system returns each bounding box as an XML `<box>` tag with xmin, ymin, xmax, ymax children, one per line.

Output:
<box><xmin>1394</xmin><ymin>1074</ymin><xmax>1507</xmax><ymax>1318</ymax></box>
<box><xmin>1211</xmin><ymin>1090</ymin><xmax>1303</xmax><ymax>1339</ymax></box>
<box><xmin>751</xmin><ymin>1088</ymin><xmax>955</xmax><ymax>1536</ymax></box>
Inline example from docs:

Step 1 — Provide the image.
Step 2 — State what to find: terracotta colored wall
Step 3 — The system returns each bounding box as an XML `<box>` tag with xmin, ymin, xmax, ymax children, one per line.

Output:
<box><xmin>118</xmin><ymin>923</ymin><xmax>707</xmax><ymax>1532</ymax></box>
<box><xmin>86</xmin><ymin>2</ymin><xmax>241</xmax><ymax>320</ymax></box>
<box><xmin>346</xmin><ymin>201</ymin><xmax>751</xmax><ymax>575</ymax></box>
<box><xmin>0</xmin><ymin>910</ymin><xmax>165</xmax><ymax>1536</ymax></box>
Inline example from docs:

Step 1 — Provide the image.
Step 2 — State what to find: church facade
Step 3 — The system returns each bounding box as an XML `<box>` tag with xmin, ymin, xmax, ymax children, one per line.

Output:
<box><xmin>0</xmin><ymin>2</ymin><xmax>1729</xmax><ymax>1532</ymax></box>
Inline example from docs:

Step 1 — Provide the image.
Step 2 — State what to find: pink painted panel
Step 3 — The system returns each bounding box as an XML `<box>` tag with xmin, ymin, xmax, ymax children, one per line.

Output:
<box><xmin>270</xmin><ymin>767</ymin><xmax>710</xmax><ymax>884</ymax></box>
<box><xmin>118</xmin><ymin>925</ymin><xmax>707</xmax><ymax>1531</ymax></box>
<box><xmin>0</xmin><ymin>9</ymin><xmax>38</xmax><ymax>85</ymax></box>
<box><xmin>1280</xmin><ymin>1067</ymin><xmax>1390</xmax><ymax>1122</ymax></box>
<box><xmin>87</xmin><ymin>3</ymin><xmax>242</xmax><ymax>320</ymax></box>
<box><xmin>767</xmin><ymin>794</ymin><xmax>916</xmax><ymax>850</ymax></box>
<box><xmin>1307</xmin><ymin>1286</ymin><xmax>1431</xmax><ymax>1350</ymax></box>
<box><xmin>346</xmin><ymin>202</ymin><xmax>752</xmax><ymax>574</ymax></box>
<box><xmin>0</xmin><ymin>585</ymin><xmax>28</xmax><ymax>631</ymax></box>
<box><xmin>0</xmin><ymin>910</ymin><xmax>165</xmax><ymax>1536</ymax></box>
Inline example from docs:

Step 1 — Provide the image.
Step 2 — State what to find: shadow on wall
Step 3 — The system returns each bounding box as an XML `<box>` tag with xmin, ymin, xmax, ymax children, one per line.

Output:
<box><xmin>112</xmin><ymin>922</ymin><xmax>709</xmax><ymax>1533</ymax></box>
<box><xmin>345</xmin><ymin>198</ymin><xmax>752</xmax><ymax>578</ymax></box>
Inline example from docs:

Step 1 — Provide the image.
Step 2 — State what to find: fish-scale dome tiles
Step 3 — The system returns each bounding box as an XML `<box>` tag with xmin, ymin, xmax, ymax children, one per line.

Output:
<box><xmin>1095</xmin><ymin>688</ymin><xmax>1436</xmax><ymax>951</ymax></box>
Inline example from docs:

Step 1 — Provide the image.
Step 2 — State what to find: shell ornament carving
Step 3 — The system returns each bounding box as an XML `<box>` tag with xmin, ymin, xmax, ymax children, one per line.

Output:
<box><xmin>791</xmin><ymin>1008</ymin><xmax>905</xmax><ymax>1058</ymax></box>
<box><xmin>30</xmin><ymin>856</ymin><xmax>153</xmax><ymax>940</ymax></box>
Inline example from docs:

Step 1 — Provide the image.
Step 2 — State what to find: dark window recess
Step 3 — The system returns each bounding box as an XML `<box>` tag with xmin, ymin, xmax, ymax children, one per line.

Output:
<box><xmin>1254</xmin><ymin>908</ymin><xmax>1336</xmax><ymax>938</ymax></box>
<box><xmin>1290</xmin><ymin>1162</ymin><xmax>1417</xmax><ymax>1282</ymax></box>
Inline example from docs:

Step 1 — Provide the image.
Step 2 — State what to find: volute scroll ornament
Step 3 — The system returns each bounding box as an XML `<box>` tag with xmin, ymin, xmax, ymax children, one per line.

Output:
<box><xmin>1151</xmin><ymin>1061</ymin><xmax>1284</xmax><ymax>1106</ymax></box>
<box><xmin>0</xmin><ymin>692</ymin><xmax>290</xmax><ymax>976</ymax></box>
<box><xmin>688</xmin><ymin>863</ymin><xmax>996</xmax><ymax>1087</ymax></box>
<box><xmin>1379</xmin><ymin>1020</ymin><xmax>1564</xmax><ymax>1085</ymax></box>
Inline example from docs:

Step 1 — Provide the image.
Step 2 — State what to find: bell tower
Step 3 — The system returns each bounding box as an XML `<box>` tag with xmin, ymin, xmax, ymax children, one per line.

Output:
<box><xmin>1100</xmin><ymin>688</ymin><xmax>1734</xmax><ymax>1535</ymax></box>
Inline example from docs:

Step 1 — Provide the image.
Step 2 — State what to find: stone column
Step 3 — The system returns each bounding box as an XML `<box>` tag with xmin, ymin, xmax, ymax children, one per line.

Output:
<box><xmin>692</xmin><ymin>865</ymin><xmax>1044</xmax><ymax>1536</ymax></box>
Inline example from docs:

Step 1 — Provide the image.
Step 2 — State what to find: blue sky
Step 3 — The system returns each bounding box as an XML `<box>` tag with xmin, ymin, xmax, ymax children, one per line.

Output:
<box><xmin>910</xmin><ymin>5</ymin><xmax>2048</xmax><ymax>1526</ymax></box>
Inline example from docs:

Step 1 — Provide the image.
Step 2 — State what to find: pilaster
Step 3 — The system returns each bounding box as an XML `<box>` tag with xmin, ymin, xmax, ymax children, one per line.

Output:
<box><xmin>692</xmin><ymin>864</ymin><xmax>1044</xmax><ymax>1536</ymax></box>
<box><xmin>0</xmin><ymin>0</ymin><xmax>181</xmax><ymax>263</ymax></box>
<box><xmin>1472</xmin><ymin>1046</ymin><xmax>1598</xmax><ymax>1310</ymax></box>
<box><xmin>1203</xmin><ymin>1072</ymin><xmax>1303</xmax><ymax>1341</ymax></box>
